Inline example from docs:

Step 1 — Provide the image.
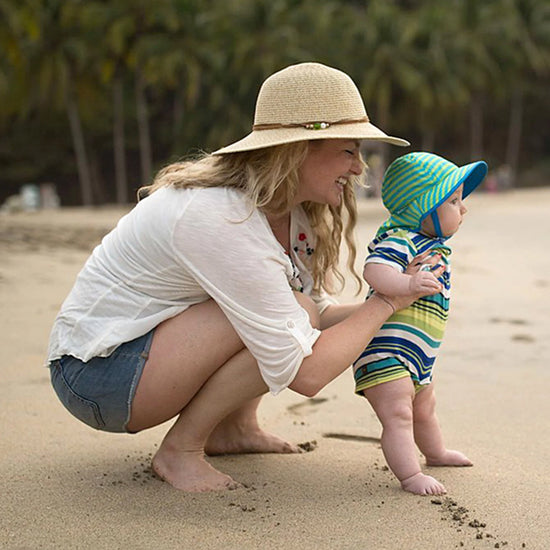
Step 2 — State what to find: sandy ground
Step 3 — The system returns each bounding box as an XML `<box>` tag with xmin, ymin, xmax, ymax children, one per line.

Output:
<box><xmin>1</xmin><ymin>187</ymin><xmax>549</xmax><ymax>549</ymax></box>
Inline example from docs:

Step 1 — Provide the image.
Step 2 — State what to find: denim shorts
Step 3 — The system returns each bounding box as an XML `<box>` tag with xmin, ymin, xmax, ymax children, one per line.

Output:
<box><xmin>49</xmin><ymin>330</ymin><xmax>154</xmax><ymax>433</ymax></box>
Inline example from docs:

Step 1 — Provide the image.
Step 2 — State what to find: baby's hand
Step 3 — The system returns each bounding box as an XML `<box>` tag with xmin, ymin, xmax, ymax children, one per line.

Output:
<box><xmin>408</xmin><ymin>269</ymin><xmax>442</xmax><ymax>294</ymax></box>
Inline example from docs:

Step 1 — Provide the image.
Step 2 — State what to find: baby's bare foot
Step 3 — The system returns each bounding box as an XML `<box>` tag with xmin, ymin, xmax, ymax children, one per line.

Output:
<box><xmin>401</xmin><ymin>472</ymin><xmax>447</xmax><ymax>495</ymax></box>
<box><xmin>426</xmin><ymin>449</ymin><xmax>473</xmax><ymax>467</ymax></box>
<box><xmin>205</xmin><ymin>426</ymin><xmax>301</xmax><ymax>456</ymax></box>
<box><xmin>152</xmin><ymin>447</ymin><xmax>242</xmax><ymax>492</ymax></box>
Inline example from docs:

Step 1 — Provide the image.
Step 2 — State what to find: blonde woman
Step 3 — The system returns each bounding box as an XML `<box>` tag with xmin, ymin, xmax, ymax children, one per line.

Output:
<box><xmin>46</xmin><ymin>63</ymin><xmax>442</xmax><ymax>492</ymax></box>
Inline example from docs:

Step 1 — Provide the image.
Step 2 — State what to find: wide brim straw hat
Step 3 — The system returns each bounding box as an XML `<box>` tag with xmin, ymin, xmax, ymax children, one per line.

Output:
<box><xmin>379</xmin><ymin>152</ymin><xmax>488</xmax><ymax>234</ymax></box>
<box><xmin>212</xmin><ymin>62</ymin><xmax>409</xmax><ymax>155</ymax></box>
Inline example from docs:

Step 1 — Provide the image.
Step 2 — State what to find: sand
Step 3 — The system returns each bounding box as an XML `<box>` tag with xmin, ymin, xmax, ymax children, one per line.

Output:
<box><xmin>1</xmin><ymin>188</ymin><xmax>549</xmax><ymax>549</ymax></box>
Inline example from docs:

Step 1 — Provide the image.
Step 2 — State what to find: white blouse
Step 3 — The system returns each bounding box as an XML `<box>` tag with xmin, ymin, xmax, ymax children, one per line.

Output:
<box><xmin>47</xmin><ymin>186</ymin><xmax>336</xmax><ymax>394</ymax></box>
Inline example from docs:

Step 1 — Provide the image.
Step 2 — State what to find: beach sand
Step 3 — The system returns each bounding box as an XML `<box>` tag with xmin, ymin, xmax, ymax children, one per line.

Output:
<box><xmin>1</xmin><ymin>188</ymin><xmax>549</xmax><ymax>549</ymax></box>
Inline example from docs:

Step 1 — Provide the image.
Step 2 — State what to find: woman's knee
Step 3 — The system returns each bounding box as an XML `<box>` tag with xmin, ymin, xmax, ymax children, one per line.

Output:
<box><xmin>128</xmin><ymin>300</ymin><xmax>247</xmax><ymax>431</ymax></box>
<box><xmin>155</xmin><ymin>299</ymin><xmax>244</xmax><ymax>353</ymax></box>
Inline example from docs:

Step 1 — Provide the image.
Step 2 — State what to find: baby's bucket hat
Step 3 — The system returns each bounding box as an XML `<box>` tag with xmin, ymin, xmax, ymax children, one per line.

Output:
<box><xmin>213</xmin><ymin>62</ymin><xmax>409</xmax><ymax>155</ymax></box>
<box><xmin>378</xmin><ymin>152</ymin><xmax>488</xmax><ymax>237</ymax></box>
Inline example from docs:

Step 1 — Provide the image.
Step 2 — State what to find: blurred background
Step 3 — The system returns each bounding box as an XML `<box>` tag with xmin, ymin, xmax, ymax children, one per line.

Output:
<box><xmin>1</xmin><ymin>0</ymin><xmax>549</xmax><ymax>207</ymax></box>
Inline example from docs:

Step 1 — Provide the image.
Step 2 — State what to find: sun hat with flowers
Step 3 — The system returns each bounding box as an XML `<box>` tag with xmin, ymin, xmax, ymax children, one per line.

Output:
<box><xmin>378</xmin><ymin>152</ymin><xmax>488</xmax><ymax>238</ymax></box>
<box><xmin>212</xmin><ymin>62</ymin><xmax>409</xmax><ymax>155</ymax></box>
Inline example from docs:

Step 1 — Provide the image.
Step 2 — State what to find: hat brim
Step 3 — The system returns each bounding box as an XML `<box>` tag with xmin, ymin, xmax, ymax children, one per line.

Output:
<box><xmin>212</xmin><ymin>120</ymin><xmax>409</xmax><ymax>155</ymax></box>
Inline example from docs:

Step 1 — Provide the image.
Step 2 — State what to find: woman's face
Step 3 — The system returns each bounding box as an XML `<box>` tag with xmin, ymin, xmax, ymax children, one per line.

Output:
<box><xmin>296</xmin><ymin>139</ymin><xmax>363</xmax><ymax>207</ymax></box>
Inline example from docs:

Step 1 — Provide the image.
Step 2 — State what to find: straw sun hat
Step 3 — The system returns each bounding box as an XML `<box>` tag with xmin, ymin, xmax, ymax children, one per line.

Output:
<box><xmin>212</xmin><ymin>62</ymin><xmax>410</xmax><ymax>155</ymax></box>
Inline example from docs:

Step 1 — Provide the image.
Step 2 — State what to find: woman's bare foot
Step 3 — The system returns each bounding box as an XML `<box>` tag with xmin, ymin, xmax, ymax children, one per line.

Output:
<box><xmin>401</xmin><ymin>472</ymin><xmax>447</xmax><ymax>495</ymax></box>
<box><xmin>152</xmin><ymin>445</ymin><xmax>242</xmax><ymax>492</ymax></box>
<box><xmin>425</xmin><ymin>449</ymin><xmax>473</xmax><ymax>467</ymax></box>
<box><xmin>205</xmin><ymin>425</ymin><xmax>301</xmax><ymax>455</ymax></box>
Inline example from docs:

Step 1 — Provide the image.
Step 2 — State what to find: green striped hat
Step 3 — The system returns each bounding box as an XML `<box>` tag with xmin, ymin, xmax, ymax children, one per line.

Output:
<box><xmin>378</xmin><ymin>152</ymin><xmax>488</xmax><ymax>237</ymax></box>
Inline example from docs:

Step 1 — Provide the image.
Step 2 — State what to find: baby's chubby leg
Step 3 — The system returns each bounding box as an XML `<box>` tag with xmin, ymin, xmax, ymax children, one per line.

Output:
<box><xmin>413</xmin><ymin>384</ymin><xmax>473</xmax><ymax>467</ymax></box>
<box><xmin>364</xmin><ymin>377</ymin><xmax>446</xmax><ymax>496</ymax></box>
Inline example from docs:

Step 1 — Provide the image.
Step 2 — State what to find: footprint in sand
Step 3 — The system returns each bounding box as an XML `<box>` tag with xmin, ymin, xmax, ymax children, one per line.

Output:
<box><xmin>488</xmin><ymin>318</ymin><xmax>536</xmax><ymax>342</ymax></box>
<box><xmin>489</xmin><ymin>317</ymin><xmax>528</xmax><ymax>325</ymax></box>
<box><xmin>287</xmin><ymin>397</ymin><xmax>328</xmax><ymax>414</ymax></box>
<box><xmin>322</xmin><ymin>433</ymin><xmax>380</xmax><ymax>444</ymax></box>
<box><xmin>511</xmin><ymin>334</ymin><xmax>535</xmax><ymax>343</ymax></box>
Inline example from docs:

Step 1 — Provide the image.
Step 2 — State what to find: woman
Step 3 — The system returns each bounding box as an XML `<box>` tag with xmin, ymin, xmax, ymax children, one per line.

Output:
<box><xmin>47</xmin><ymin>62</ymin><xmax>442</xmax><ymax>492</ymax></box>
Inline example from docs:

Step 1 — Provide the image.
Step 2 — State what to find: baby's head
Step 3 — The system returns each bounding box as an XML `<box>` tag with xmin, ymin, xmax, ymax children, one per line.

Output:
<box><xmin>378</xmin><ymin>152</ymin><xmax>488</xmax><ymax>239</ymax></box>
<box><xmin>420</xmin><ymin>183</ymin><xmax>466</xmax><ymax>238</ymax></box>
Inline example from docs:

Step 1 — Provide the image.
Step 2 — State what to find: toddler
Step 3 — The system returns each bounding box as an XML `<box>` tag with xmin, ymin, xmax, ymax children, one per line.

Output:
<box><xmin>354</xmin><ymin>152</ymin><xmax>488</xmax><ymax>495</ymax></box>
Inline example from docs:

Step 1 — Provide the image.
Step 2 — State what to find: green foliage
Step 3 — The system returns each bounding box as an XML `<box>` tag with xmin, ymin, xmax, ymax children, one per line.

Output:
<box><xmin>0</xmin><ymin>0</ymin><xmax>549</xmax><ymax>205</ymax></box>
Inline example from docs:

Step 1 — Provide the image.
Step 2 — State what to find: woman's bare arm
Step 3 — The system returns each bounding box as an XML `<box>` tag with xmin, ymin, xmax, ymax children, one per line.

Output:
<box><xmin>289</xmin><ymin>293</ymin><xmax>395</xmax><ymax>396</ymax></box>
<box><xmin>319</xmin><ymin>303</ymin><xmax>362</xmax><ymax>329</ymax></box>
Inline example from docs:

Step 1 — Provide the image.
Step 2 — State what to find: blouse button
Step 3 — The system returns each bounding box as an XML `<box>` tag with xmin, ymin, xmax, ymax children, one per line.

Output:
<box><xmin>286</xmin><ymin>320</ymin><xmax>295</xmax><ymax>329</ymax></box>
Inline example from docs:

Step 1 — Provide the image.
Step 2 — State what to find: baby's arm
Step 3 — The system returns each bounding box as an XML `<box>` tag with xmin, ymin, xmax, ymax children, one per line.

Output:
<box><xmin>364</xmin><ymin>262</ymin><xmax>442</xmax><ymax>297</ymax></box>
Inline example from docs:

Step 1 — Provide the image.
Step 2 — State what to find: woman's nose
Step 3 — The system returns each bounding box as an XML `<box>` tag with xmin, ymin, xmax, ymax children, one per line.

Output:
<box><xmin>350</xmin><ymin>156</ymin><xmax>363</xmax><ymax>175</ymax></box>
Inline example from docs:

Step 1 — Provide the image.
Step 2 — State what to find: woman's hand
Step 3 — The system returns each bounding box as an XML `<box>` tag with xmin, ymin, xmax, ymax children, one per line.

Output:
<box><xmin>404</xmin><ymin>250</ymin><xmax>442</xmax><ymax>276</ymax></box>
<box><xmin>376</xmin><ymin>251</ymin><xmax>444</xmax><ymax>312</ymax></box>
<box><xmin>407</xmin><ymin>268</ymin><xmax>443</xmax><ymax>294</ymax></box>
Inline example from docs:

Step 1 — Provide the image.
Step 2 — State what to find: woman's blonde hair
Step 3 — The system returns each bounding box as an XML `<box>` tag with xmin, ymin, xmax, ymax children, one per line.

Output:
<box><xmin>139</xmin><ymin>141</ymin><xmax>364</xmax><ymax>295</ymax></box>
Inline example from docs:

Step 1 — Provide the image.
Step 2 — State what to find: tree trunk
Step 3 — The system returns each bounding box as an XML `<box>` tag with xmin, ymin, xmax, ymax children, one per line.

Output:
<box><xmin>66</xmin><ymin>86</ymin><xmax>93</xmax><ymax>206</ymax></box>
<box><xmin>172</xmin><ymin>86</ymin><xmax>185</xmax><ymax>155</ymax></box>
<box><xmin>376</xmin><ymin>95</ymin><xmax>390</xmax><ymax>170</ymax></box>
<box><xmin>469</xmin><ymin>93</ymin><xmax>483</xmax><ymax>159</ymax></box>
<box><xmin>113</xmin><ymin>73</ymin><xmax>128</xmax><ymax>204</ymax></box>
<box><xmin>360</xmin><ymin>96</ymin><xmax>391</xmax><ymax>198</ymax></box>
<box><xmin>135</xmin><ymin>69</ymin><xmax>153</xmax><ymax>186</ymax></box>
<box><xmin>90</xmin><ymin>149</ymin><xmax>108</xmax><ymax>204</ymax></box>
<box><xmin>505</xmin><ymin>85</ymin><xmax>522</xmax><ymax>187</ymax></box>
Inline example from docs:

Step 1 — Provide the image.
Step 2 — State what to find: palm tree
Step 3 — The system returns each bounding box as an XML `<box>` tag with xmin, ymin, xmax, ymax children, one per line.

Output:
<box><xmin>135</xmin><ymin>0</ymin><xmax>208</xmax><ymax>158</ymax></box>
<box><xmin>84</xmin><ymin>0</ymin><xmax>179</xmax><ymax>197</ymax></box>
<box><xmin>0</xmin><ymin>0</ymin><xmax>27</xmax><ymax>123</ymax></box>
<box><xmin>402</xmin><ymin>2</ymin><xmax>470</xmax><ymax>152</ymax></box>
<box><xmin>15</xmin><ymin>0</ymin><xmax>96</xmax><ymax>205</ymax></box>
<box><xmin>344</xmin><ymin>1</ymin><xmax>423</xmax><ymax>168</ymax></box>
<box><xmin>79</xmin><ymin>1</ymin><xmax>133</xmax><ymax>204</ymax></box>
<box><xmin>123</xmin><ymin>0</ymin><xmax>193</xmax><ymax>185</ymax></box>
<box><xmin>197</xmin><ymin>0</ymin><xmax>310</xmax><ymax>151</ymax></box>
<box><xmin>498</xmin><ymin>0</ymin><xmax>550</xmax><ymax>183</ymax></box>
<box><xmin>450</xmin><ymin>0</ymin><xmax>502</xmax><ymax>160</ymax></box>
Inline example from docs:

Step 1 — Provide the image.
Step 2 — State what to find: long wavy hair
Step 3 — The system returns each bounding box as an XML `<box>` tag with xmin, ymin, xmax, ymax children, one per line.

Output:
<box><xmin>138</xmin><ymin>141</ymin><xmax>365</xmax><ymax>295</ymax></box>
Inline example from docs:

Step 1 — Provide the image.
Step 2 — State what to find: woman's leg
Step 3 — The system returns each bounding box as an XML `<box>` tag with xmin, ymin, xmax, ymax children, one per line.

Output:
<box><xmin>128</xmin><ymin>299</ymin><xmax>246</xmax><ymax>431</ymax></box>
<box><xmin>364</xmin><ymin>377</ymin><xmax>446</xmax><ymax>495</ymax></box>
<box><xmin>128</xmin><ymin>294</ymin><xmax>318</xmax><ymax>491</ymax></box>
<box><xmin>204</xmin><ymin>292</ymin><xmax>320</xmax><ymax>457</ymax></box>
<box><xmin>126</xmin><ymin>300</ymin><xmax>274</xmax><ymax>490</ymax></box>
<box><xmin>151</xmin><ymin>347</ymin><xmax>270</xmax><ymax>491</ymax></box>
<box><xmin>413</xmin><ymin>384</ymin><xmax>472</xmax><ymax>467</ymax></box>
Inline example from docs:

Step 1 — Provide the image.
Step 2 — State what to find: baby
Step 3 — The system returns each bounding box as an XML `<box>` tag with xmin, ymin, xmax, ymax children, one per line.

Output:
<box><xmin>353</xmin><ymin>152</ymin><xmax>488</xmax><ymax>495</ymax></box>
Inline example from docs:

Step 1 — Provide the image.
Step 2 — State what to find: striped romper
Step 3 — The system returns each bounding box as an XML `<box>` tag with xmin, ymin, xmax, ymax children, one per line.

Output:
<box><xmin>353</xmin><ymin>228</ymin><xmax>451</xmax><ymax>394</ymax></box>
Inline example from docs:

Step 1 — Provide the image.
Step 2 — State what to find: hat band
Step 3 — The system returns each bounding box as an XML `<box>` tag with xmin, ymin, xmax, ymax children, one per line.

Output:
<box><xmin>252</xmin><ymin>116</ymin><xmax>369</xmax><ymax>131</ymax></box>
